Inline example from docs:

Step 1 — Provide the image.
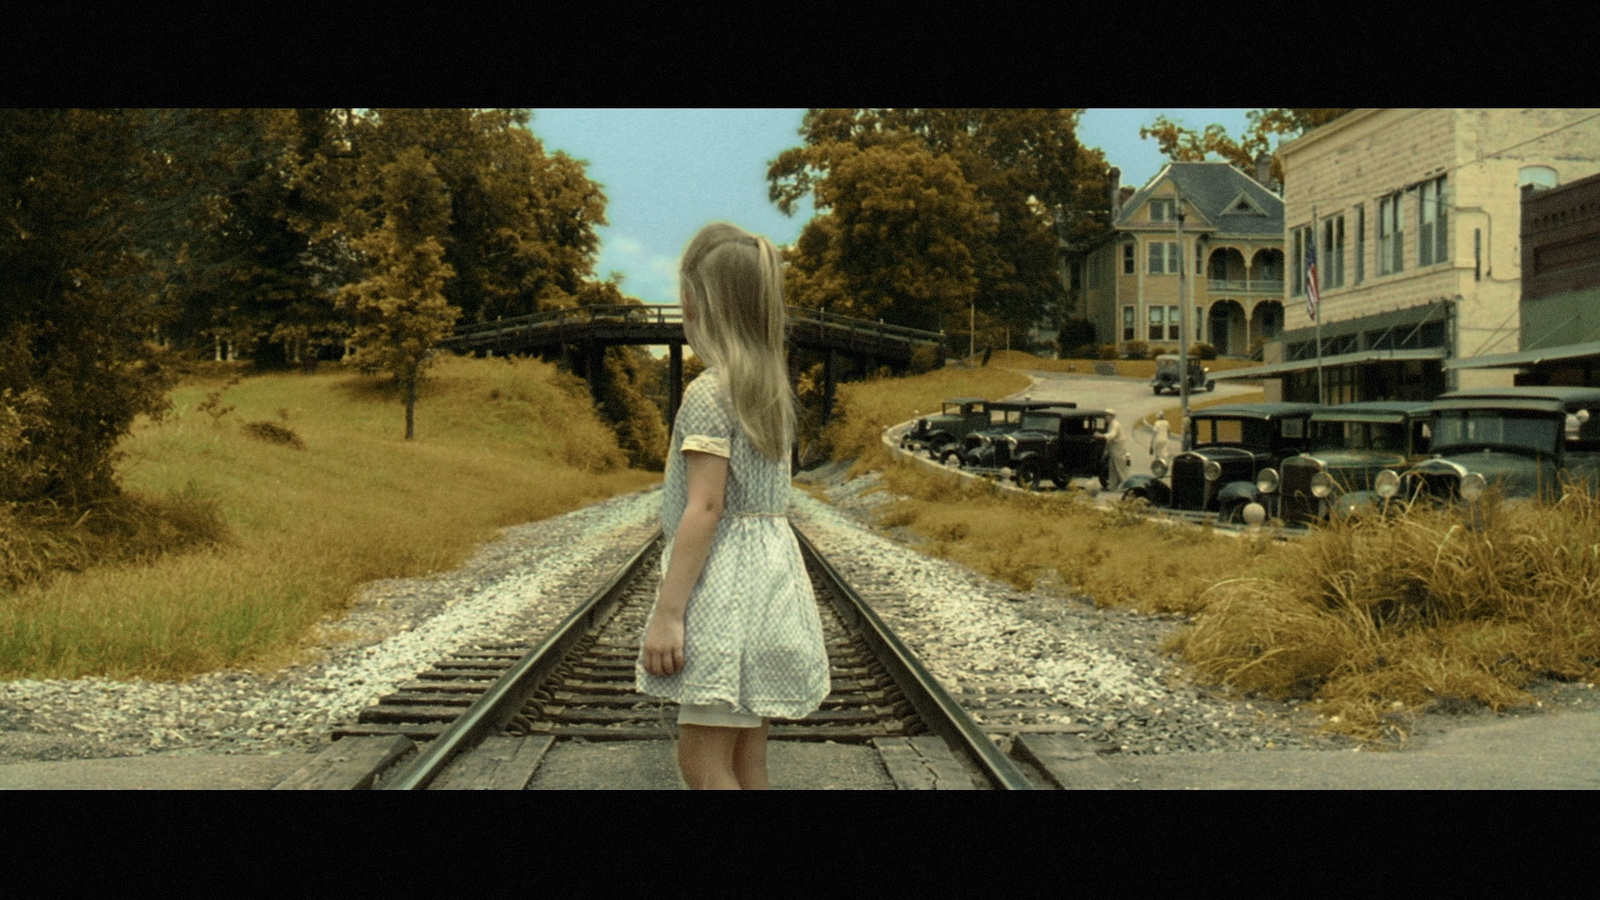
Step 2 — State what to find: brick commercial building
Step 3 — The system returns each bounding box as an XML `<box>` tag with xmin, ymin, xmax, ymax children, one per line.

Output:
<box><xmin>1217</xmin><ymin>108</ymin><xmax>1600</xmax><ymax>403</ymax></box>
<box><xmin>1448</xmin><ymin>171</ymin><xmax>1600</xmax><ymax>386</ymax></box>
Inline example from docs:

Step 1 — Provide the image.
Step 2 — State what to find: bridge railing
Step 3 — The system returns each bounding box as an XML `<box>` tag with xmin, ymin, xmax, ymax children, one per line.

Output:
<box><xmin>445</xmin><ymin>304</ymin><xmax>946</xmax><ymax>348</ymax></box>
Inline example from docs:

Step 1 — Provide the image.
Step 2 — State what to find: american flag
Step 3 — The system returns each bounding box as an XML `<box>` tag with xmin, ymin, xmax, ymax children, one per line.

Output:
<box><xmin>1305</xmin><ymin>234</ymin><xmax>1321</xmax><ymax>321</ymax></box>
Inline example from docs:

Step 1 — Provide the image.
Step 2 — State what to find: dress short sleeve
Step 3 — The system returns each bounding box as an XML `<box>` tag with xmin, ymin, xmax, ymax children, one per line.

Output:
<box><xmin>678</xmin><ymin>374</ymin><xmax>733</xmax><ymax>459</ymax></box>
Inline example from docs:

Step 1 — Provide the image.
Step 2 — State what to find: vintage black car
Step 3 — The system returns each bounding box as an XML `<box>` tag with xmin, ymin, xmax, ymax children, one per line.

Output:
<box><xmin>901</xmin><ymin>397</ymin><xmax>992</xmax><ymax>457</ymax></box>
<box><xmin>952</xmin><ymin>400</ymin><xmax>1073</xmax><ymax>469</ymax></box>
<box><xmin>962</xmin><ymin>405</ymin><xmax>1110</xmax><ymax>489</ymax></box>
<box><xmin>1151</xmin><ymin>354</ymin><xmax>1215</xmax><ymax>396</ymax></box>
<box><xmin>1121</xmin><ymin>402</ymin><xmax>1317</xmax><ymax>521</ymax></box>
<box><xmin>1271</xmin><ymin>401</ymin><xmax>1434</xmax><ymax>525</ymax></box>
<box><xmin>1347</xmin><ymin>386</ymin><xmax>1600</xmax><ymax>511</ymax></box>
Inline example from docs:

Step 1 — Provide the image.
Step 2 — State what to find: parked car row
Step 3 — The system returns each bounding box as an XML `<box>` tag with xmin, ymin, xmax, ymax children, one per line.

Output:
<box><xmin>1119</xmin><ymin>386</ymin><xmax>1600</xmax><ymax>525</ymax></box>
<box><xmin>900</xmin><ymin>397</ymin><xmax>1110</xmax><ymax>490</ymax></box>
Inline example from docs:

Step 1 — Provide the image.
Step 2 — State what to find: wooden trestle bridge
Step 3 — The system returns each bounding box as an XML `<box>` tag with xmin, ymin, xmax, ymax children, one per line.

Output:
<box><xmin>438</xmin><ymin>304</ymin><xmax>947</xmax><ymax>426</ymax></box>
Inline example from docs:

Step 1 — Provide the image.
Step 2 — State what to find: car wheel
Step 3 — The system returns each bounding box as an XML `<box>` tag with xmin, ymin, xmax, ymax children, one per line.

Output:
<box><xmin>1015</xmin><ymin>460</ymin><xmax>1041</xmax><ymax>491</ymax></box>
<box><xmin>1220</xmin><ymin>501</ymin><xmax>1246</xmax><ymax>524</ymax></box>
<box><xmin>940</xmin><ymin>449</ymin><xmax>963</xmax><ymax>469</ymax></box>
<box><xmin>1152</xmin><ymin>386</ymin><xmax>1162</xmax><ymax>395</ymax></box>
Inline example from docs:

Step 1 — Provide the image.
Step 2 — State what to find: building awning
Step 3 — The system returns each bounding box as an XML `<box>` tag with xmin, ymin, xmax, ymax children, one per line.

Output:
<box><xmin>1443</xmin><ymin>339</ymin><xmax>1600</xmax><ymax>370</ymax></box>
<box><xmin>1211</xmin><ymin>347</ymin><xmax>1448</xmax><ymax>380</ymax></box>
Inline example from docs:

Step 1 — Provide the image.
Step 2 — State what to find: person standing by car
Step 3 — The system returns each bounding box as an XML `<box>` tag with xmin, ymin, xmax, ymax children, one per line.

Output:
<box><xmin>1104</xmin><ymin>408</ymin><xmax>1130</xmax><ymax>489</ymax></box>
<box><xmin>1148</xmin><ymin>414</ymin><xmax>1171</xmax><ymax>466</ymax></box>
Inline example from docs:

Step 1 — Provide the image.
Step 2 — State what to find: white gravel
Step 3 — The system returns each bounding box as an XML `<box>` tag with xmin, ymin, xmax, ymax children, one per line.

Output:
<box><xmin>0</xmin><ymin>489</ymin><xmax>662</xmax><ymax>761</ymax></box>
<box><xmin>791</xmin><ymin>471</ymin><xmax>1352</xmax><ymax>755</ymax></box>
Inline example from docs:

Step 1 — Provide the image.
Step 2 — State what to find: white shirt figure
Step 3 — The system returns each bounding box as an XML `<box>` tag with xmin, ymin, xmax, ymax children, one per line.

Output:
<box><xmin>1104</xmin><ymin>409</ymin><xmax>1129</xmax><ymax>489</ymax></box>
<box><xmin>1149</xmin><ymin>416</ymin><xmax>1171</xmax><ymax>465</ymax></box>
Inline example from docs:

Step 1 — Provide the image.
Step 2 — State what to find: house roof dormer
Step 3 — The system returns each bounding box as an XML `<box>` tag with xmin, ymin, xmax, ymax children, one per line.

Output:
<box><xmin>1112</xmin><ymin>161</ymin><xmax>1283</xmax><ymax>238</ymax></box>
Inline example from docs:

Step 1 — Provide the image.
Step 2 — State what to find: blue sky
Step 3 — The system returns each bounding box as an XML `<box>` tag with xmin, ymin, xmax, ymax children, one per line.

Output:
<box><xmin>530</xmin><ymin>108</ymin><xmax>1254</xmax><ymax>307</ymax></box>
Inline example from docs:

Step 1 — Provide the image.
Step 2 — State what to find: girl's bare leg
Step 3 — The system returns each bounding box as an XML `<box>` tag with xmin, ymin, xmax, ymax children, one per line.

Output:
<box><xmin>732</xmin><ymin>720</ymin><xmax>770</xmax><ymax>790</ymax></box>
<box><xmin>678</xmin><ymin>724</ymin><xmax>741</xmax><ymax>789</ymax></box>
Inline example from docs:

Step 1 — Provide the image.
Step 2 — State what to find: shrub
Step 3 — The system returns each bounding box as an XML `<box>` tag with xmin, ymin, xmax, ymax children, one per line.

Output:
<box><xmin>243</xmin><ymin>421</ymin><xmax>305</xmax><ymax>449</ymax></box>
<box><xmin>1190</xmin><ymin>342</ymin><xmax>1219</xmax><ymax>360</ymax></box>
<box><xmin>1096</xmin><ymin>344</ymin><xmax>1119</xmax><ymax>360</ymax></box>
<box><xmin>1122</xmin><ymin>340</ymin><xmax>1151</xmax><ymax>361</ymax></box>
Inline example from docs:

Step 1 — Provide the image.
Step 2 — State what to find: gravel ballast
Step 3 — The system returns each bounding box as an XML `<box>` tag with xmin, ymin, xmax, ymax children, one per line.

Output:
<box><xmin>0</xmin><ymin>489</ymin><xmax>661</xmax><ymax>763</ymax></box>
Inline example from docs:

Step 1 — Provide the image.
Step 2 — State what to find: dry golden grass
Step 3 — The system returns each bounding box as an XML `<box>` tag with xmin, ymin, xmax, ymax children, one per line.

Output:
<box><xmin>875</xmin><ymin>461</ymin><xmax>1279</xmax><ymax>614</ymax></box>
<box><xmin>0</xmin><ymin>355</ymin><xmax>659</xmax><ymax>680</ymax></box>
<box><xmin>828</xmin><ymin>364</ymin><xmax>1600</xmax><ymax>744</ymax></box>
<box><xmin>1168</xmin><ymin>491</ymin><xmax>1600</xmax><ymax>741</ymax></box>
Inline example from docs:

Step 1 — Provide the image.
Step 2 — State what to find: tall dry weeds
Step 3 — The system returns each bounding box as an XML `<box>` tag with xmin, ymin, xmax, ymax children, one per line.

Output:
<box><xmin>1171</xmin><ymin>492</ymin><xmax>1600</xmax><ymax>740</ymax></box>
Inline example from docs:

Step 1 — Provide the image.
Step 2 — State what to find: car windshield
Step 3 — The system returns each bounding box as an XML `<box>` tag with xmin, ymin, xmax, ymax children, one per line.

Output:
<box><xmin>1312</xmin><ymin>421</ymin><xmax>1409</xmax><ymax>452</ymax></box>
<box><xmin>1019</xmin><ymin>413</ymin><xmax>1059</xmax><ymax>432</ymax></box>
<box><xmin>1431</xmin><ymin>410</ymin><xmax>1561</xmax><ymax>454</ymax></box>
<box><xmin>1193</xmin><ymin>417</ymin><xmax>1271</xmax><ymax>447</ymax></box>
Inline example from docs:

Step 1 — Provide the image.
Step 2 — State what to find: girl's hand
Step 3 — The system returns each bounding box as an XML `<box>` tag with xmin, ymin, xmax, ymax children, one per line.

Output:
<box><xmin>642</xmin><ymin>613</ymin><xmax>686</xmax><ymax>677</ymax></box>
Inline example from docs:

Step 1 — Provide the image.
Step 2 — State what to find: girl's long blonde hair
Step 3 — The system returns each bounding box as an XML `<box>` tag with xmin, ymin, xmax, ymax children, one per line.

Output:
<box><xmin>680</xmin><ymin>222</ymin><xmax>795</xmax><ymax>461</ymax></box>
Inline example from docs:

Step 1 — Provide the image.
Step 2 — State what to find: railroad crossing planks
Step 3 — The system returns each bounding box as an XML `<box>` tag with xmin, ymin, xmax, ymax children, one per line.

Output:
<box><xmin>1011</xmin><ymin>734</ymin><xmax>1128</xmax><ymax>790</ymax></box>
<box><xmin>274</xmin><ymin>735</ymin><xmax>415</xmax><ymax>790</ymax></box>
<box><xmin>428</xmin><ymin>735</ymin><xmax>555</xmax><ymax>790</ymax></box>
<box><xmin>872</xmin><ymin>736</ymin><xmax>976</xmax><ymax>790</ymax></box>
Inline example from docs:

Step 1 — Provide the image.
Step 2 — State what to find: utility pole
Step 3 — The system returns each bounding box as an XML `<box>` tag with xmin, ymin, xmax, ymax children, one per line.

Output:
<box><xmin>1176</xmin><ymin>184</ymin><xmax>1191</xmax><ymax>450</ymax></box>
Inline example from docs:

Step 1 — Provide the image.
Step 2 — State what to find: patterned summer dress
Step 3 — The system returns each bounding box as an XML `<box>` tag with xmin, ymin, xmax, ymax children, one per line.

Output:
<box><xmin>634</xmin><ymin>370</ymin><xmax>831</xmax><ymax>720</ymax></box>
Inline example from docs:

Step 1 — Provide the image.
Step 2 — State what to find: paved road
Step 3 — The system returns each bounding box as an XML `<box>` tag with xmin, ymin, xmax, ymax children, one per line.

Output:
<box><xmin>998</xmin><ymin>370</ymin><xmax>1260</xmax><ymax>498</ymax></box>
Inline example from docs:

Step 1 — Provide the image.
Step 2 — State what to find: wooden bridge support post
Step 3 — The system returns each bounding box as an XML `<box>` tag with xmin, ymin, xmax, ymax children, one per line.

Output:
<box><xmin>585</xmin><ymin>341</ymin><xmax>607</xmax><ymax>406</ymax></box>
<box><xmin>822</xmin><ymin>348</ymin><xmax>837</xmax><ymax>426</ymax></box>
<box><xmin>667</xmin><ymin>342</ymin><xmax>683</xmax><ymax>427</ymax></box>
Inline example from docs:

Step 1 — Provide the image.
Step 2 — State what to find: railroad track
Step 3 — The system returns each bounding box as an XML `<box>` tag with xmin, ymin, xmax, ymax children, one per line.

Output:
<box><xmin>275</xmin><ymin>526</ymin><xmax>1037</xmax><ymax>790</ymax></box>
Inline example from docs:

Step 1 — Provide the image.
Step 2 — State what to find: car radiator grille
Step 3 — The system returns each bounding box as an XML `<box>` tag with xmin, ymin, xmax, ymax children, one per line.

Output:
<box><xmin>1170</xmin><ymin>457</ymin><xmax>1208</xmax><ymax>510</ymax></box>
<box><xmin>1280</xmin><ymin>460</ymin><xmax>1319</xmax><ymax>524</ymax></box>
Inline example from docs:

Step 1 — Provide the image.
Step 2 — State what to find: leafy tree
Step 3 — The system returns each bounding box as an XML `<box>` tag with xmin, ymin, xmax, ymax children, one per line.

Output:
<box><xmin>1140</xmin><ymin>109</ymin><xmax>1353</xmax><ymax>185</ymax></box>
<box><xmin>348</xmin><ymin>109</ymin><xmax>607</xmax><ymax>324</ymax></box>
<box><xmin>0</xmin><ymin>109</ymin><xmax>178</xmax><ymax>503</ymax></box>
<box><xmin>787</xmin><ymin>140</ymin><xmax>993</xmax><ymax>332</ymax></box>
<box><xmin>142</xmin><ymin>108</ymin><xmax>353</xmax><ymax>365</ymax></box>
<box><xmin>337</xmin><ymin>148</ymin><xmax>459</xmax><ymax>440</ymax></box>
<box><xmin>770</xmin><ymin>109</ymin><xmax>1111</xmax><ymax>340</ymax></box>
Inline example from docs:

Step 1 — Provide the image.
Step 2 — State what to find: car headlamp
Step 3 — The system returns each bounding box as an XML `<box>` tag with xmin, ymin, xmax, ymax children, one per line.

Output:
<box><xmin>1310</xmin><ymin>471</ymin><xmax>1336</xmax><ymax>499</ymax></box>
<box><xmin>1151</xmin><ymin>457</ymin><xmax>1168</xmax><ymax>478</ymax></box>
<box><xmin>1257</xmin><ymin>468</ymin><xmax>1279</xmax><ymax>494</ymax></box>
<box><xmin>1374</xmin><ymin>469</ymin><xmax>1400</xmax><ymax>500</ymax></box>
<box><xmin>1460</xmin><ymin>472</ymin><xmax>1487</xmax><ymax>502</ymax></box>
<box><xmin>1204</xmin><ymin>460</ymin><xmax>1222</xmax><ymax>482</ymax></box>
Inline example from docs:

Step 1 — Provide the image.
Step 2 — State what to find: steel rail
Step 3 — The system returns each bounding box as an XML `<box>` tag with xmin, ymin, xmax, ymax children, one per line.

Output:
<box><xmin>790</xmin><ymin>525</ymin><xmax>1036</xmax><ymax>790</ymax></box>
<box><xmin>382</xmin><ymin>530</ymin><xmax>663</xmax><ymax>790</ymax></box>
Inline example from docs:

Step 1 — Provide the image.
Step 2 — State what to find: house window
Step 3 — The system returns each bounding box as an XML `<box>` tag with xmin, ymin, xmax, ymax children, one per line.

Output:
<box><xmin>1123</xmin><ymin>306</ymin><xmax>1135</xmax><ymax>341</ymax></box>
<box><xmin>1291</xmin><ymin>226</ymin><xmax>1313</xmax><ymax>296</ymax></box>
<box><xmin>1379</xmin><ymin>192</ymin><xmax>1403</xmax><ymax>275</ymax></box>
<box><xmin>1167</xmin><ymin>305</ymin><xmax>1181</xmax><ymax>341</ymax></box>
<box><xmin>1123</xmin><ymin>243</ymin><xmax>1135</xmax><ymax>275</ymax></box>
<box><xmin>1354</xmin><ymin>204</ymin><xmax>1365</xmax><ymax>284</ymax></box>
<box><xmin>1322</xmin><ymin>214</ymin><xmax>1345</xmax><ymax>289</ymax></box>
<box><xmin>1418</xmin><ymin>176</ymin><xmax>1447</xmax><ymax>267</ymax></box>
<box><xmin>1149</xmin><ymin>306</ymin><xmax>1165</xmax><ymax>341</ymax></box>
<box><xmin>1150</xmin><ymin>198</ymin><xmax>1175</xmax><ymax>222</ymax></box>
<box><xmin>1149</xmin><ymin>241</ymin><xmax>1178</xmax><ymax>275</ymax></box>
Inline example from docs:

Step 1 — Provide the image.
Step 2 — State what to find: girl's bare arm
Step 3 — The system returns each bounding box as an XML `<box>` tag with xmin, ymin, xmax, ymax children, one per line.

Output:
<box><xmin>642</xmin><ymin>450</ymin><xmax>729</xmax><ymax>677</ymax></box>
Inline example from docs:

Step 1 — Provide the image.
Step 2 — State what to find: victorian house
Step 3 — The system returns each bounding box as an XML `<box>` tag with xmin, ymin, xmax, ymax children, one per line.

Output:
<box><xmin>1064</xmin><ymin>161</ymin><xmax>1285</xmax><ymax>359</ymax></box>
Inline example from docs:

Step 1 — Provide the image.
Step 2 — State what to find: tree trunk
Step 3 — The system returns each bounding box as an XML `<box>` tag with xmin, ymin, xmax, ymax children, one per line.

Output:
<box><xmin>404</xmin><ymin>372</ymin><xmax>417</xmax><ymax>440</ymax></box>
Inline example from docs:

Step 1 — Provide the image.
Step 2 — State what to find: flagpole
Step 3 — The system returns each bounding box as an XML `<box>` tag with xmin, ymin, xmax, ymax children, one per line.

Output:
<box><xmin>1312</xmin><ymin>203</ymin><xmax>1323</xmax><ymax>404</ymax></box>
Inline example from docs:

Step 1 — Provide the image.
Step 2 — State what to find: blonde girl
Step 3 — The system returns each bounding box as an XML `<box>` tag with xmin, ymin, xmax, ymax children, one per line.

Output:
<box><xmin>636</xmin><ymin>222</ymin><xmax>830</xmax><ymax>789</ymax></box>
